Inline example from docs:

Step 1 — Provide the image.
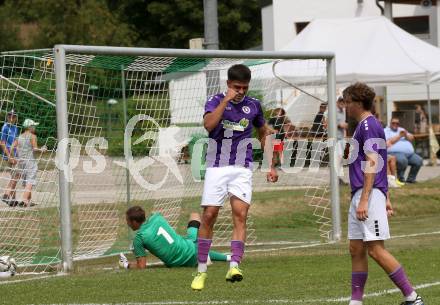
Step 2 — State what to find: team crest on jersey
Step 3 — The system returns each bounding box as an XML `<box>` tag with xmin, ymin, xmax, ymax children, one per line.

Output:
<box><xmin>242</xmin><ymin>106</ymin><xmax>251</xmax><ymax>114</ymax></box>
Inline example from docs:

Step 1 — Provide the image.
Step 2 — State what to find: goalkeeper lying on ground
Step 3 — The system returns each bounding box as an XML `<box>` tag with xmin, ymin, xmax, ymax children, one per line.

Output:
<box><xmin>119</xmin><ymin>206</ymin><xmax>230</xmax><ymax>269</ymax></box>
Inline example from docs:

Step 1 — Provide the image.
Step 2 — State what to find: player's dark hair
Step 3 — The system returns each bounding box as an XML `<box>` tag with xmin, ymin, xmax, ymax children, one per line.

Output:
<box><xmin>126</xmin><ymin>206</ymin><xmax>146</xmax><ymax>223</ymax></box>
<box><xmin>343</xmin><ymin>82</ymin><xmax>375</xmax><ymax>111</ymax></box>
<box><xmin>227</xmin><ymin>64</ymin><xmax>251</xmax><ymax>82</ymax></box>
<box><xmin>187</xmin><ymin>220</ymin><xmax>201</xmax><ymax>229</ymax></box>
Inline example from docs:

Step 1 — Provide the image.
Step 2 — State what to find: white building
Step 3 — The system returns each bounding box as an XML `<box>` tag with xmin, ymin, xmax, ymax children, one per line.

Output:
<box><xmin>262</xmin><ymin>0</ymin><xmax>440</xmax><ymax>50</ymax></box>
<box><xmin>261</xmin><ymin>0</ymin><xmax>440</xmax><ymax>135</ymax></box>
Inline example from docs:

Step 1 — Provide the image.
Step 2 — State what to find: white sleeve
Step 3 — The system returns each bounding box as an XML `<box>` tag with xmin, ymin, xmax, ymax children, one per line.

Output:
<box><xmin>384</xmin><ymin>127</ymin><xmax>391</xmax><ymax>140</ymax></box>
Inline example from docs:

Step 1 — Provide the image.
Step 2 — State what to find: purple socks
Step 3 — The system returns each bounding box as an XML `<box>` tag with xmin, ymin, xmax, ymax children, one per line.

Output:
<box><xmin>198</xmin><ymin>239</ymin><xmax>244</xmax><ymax>271</ymax></box>
<box><xmin>389</xmin><ymin>266</ymin><xmax>415</xmax><ymax>298</ymax></box>
<box><xmin>351</xmin><ymin>272</ymin><xmax>368</xmax><ymax>301</ymax></box>
<box><xmin>197</xmin><ymin>238</ymin><xmax>212</xmax><ymax>264</ymax></box>
<box><xmin>350</xmin><ymin>267</ymin><xmax>415</xmax><ymax>302</ymax></box>
<box><xmin>231</xmin><ymin>240</ymin><xmax>245</xmax><ymax>266</ymax></box>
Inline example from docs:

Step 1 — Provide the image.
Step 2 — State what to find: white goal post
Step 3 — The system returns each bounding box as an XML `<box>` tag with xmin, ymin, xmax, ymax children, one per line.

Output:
<box><xmin>53</xmin><ymin>45</ymin><xmax>339</xmax><ymax>273</ymax></box>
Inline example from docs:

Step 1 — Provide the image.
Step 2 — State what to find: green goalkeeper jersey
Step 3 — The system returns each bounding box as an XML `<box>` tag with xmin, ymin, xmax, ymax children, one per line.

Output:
<box><xmin>132</xmin><ymin>213</ymin><xmax>197</xmax><ymax>267</ymax></box>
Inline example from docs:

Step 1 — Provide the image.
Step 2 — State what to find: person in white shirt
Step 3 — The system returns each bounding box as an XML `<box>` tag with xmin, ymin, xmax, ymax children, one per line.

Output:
<box><xmin>384</xmin><ymin>118</ymin><xmax>423</xmax><ymax>183</ymax></box>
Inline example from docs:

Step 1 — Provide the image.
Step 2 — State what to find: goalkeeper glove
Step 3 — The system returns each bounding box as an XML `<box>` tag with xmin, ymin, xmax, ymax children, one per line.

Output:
<box><xmin>119</xmin><ymin>253</ymin><xmax>129</xmax><ymax>269</ymax></box>
<box><xmin>8</xmin><ymin>257</ymin><xmax>17</xmax><ymax>276</ymax></box>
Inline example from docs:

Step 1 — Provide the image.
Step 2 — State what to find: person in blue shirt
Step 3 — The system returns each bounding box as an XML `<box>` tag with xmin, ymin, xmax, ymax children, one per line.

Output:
<box><xmin>1</xmin><ymin>110</ymin><xmax>19</xmax><ymax>205</ymax></box>
<box><xmin>384</xmin><ymin>118</ymin><xmax>423</xmax><ymax>183</ymax></box>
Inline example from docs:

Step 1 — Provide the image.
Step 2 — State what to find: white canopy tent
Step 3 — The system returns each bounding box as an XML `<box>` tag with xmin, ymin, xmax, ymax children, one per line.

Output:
<box><xmin>259</xmin><ymin>16</ymin><xmax>440</xmax><ymax>85</ymax></box>
<box><xmin>256</xmin><ymin>16</ymin><xmax>440</xmax><ymax>162</ymax></box>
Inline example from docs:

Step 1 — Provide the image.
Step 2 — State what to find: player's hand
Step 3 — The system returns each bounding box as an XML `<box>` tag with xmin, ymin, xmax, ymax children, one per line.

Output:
<box><xmin>356</xmin><ymin>200</ymin><xmax>369</xmax><ymax>221</ymax></box>
<box><xmin>119</xmin><ymin>253</ymin><xmax>129</xmax><ymax>269</ymax></box>
<box><xmin>40</xmin><ymin>145</ymin><xmax>48</xmax><ymax>153</ymax></box>
<box><xmin>386</xmin><ymin>200</ymin><xmax>394</xmax><ymax>217</ymax></box>
<box><xmin>266</xmin><ymin>167</ymin><xmax>278</xmax><ymax>183</ymax></box>
<box><xmin>224</xmin><ymin>88</ymin><xmax>239</xmax><ymax>102</ymax></box>
<box><xmin>8</xmin><ymin>157</ymin><xmax>16</xmax><ymax>165</ymax></box>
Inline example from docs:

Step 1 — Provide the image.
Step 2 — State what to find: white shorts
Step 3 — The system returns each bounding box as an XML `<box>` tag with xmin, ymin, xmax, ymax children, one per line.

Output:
<box><xmin>348</xmin><ymin>188</ymin><xmax>390</xmax><ymax>241</ymax></box>
<box><xmin>201</xmin><ymin>166</ymin><xmax>252</xmax><ymax>206</ymax></box>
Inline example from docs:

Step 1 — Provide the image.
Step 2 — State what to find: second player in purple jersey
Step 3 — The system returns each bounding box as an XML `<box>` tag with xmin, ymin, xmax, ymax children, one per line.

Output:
<box><xmin>343</xmin><ymin>83</ymin><xmax>423</xmax><ymax>305</ymax></box>
<box><xmin>349</xmin><ymin>115</ymin><xmax>388</xmax><ymax>197</ymax></box>
<box><xmin>204</xmin><ymin>93</ymin><xmax>265</xmax><ymax>168</ymax></box>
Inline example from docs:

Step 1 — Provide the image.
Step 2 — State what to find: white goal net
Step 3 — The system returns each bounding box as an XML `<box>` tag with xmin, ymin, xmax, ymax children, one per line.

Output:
<box><xmin>0</xmin><ymin>47</ymin><xmax>338</xmax><ymax>274</ymax></box>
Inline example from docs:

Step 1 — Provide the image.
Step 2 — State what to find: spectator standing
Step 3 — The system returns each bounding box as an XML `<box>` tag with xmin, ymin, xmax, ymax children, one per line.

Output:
<box><xmin>384</xmin><ymin>118</ymin><xmax>423</xmax><ymax>183</ymax></box>
<box><xmin>268</xmin><ymin>108</ymin><xmax>295</xmax><ymax>166</ymax></box>
<box><xmin>335</xmin><ymin>97</ymin><xmax>348</xmax><ymax>184</ymax></box>
<box><xmin>9</xmin><ymin>119</ymin><xmax>46</xmax><ymax>207</ymax></box>
<box><xmin>1</xmin><ymin>110</ymin><xmax>19</xmax><ymax>205</ymax></box>
<box><xmin>268</xmin><ymin>108</ymin><xmax>290</xmax><ymax>139</ymax></box>
<box><xmin>414</xmin><ymin>105</ymin><xmax>427</xmax><ymax>134</ymax></box>
<box><xmin>310</xmin><ymin>103</ymin><xmax>327</xmax><ymax>138</ymax></box>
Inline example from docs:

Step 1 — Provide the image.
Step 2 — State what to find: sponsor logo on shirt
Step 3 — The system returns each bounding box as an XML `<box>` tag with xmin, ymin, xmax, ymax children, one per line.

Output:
<box><xmin>222</xmin><ymin>119</ymin><xmax>249</xmax><ymax>132</ymax></box>
<box><xmin>239</xmin><ymin>118</ymin><xmax>249</xmax><ymax>129</ymax></box>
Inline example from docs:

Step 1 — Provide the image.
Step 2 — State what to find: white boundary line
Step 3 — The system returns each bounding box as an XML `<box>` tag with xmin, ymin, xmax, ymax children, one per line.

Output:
<box><xmin>392</xmin><ymin>231</ymin><xmax>440</xmax><ymax>239</ymax></box>
<box><xmin>246</xmin><ymin>242</ymin><xmax>327</xmax><ymax>253</ymax></box>
<box><xmin>3</xmin><ymin>231</ymin><xmax>440</xmax><ymax>286</ymax></box>
<box><xmin>38</xmin><ymin>280</ymin><xmax>440</xmax><ymax>304</ymax></box>
<box><xmin>246</xmin><ymin>230</ymin><xmax>440</xmax><ymax>254</ymax></box>
<box><xmin>0</xmin><ymin>274</ymin><xmax>61</xmax><ymax>285</ymax></box>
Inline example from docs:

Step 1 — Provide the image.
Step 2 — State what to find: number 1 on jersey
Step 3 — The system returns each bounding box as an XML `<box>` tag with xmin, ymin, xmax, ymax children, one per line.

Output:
<box><xmin>157</xmin><ymin>227</ymin><xmax>174</xmax><ymax>244</ymax></box>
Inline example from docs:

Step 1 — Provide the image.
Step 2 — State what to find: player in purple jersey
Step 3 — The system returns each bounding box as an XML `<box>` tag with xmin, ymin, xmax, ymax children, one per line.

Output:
<box><xmin>344</xmin><ymin>83</ymin><xmax>424</xmax><ymax>305</ymax></box>
<box><xmin>191</xmin><ymin>64</ymin><xmax>278</xmax><ymax>291</ymax></box>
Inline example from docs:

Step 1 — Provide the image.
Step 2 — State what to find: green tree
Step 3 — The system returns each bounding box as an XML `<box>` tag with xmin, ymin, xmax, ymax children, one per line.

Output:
<box><xmin>217</xmin><ymin>0</ymin><xmax>262</xmax><ymax>50</ymax></box>
<box><xmin>32</xmin><ymin>0</ymin><xmax>137</xmax><ymax>48</ymax></box>
<box><xmin>0</xmin><ymin>0</ymin><xmax>262</xmax><ymax>51</ymax></box>
<box><xmin>114</xmin><ymin>0</ymin><xmax>262</xmax><ymax>50</ymax></box>
<box><xmin>0</xmin><ymin>0</ymin><xmax>138</xmax><ymax>51</ymax></box>
<box><xmin>0</xmin><ymin>2</ymin><xmax>23</xmax><ymax>51</ymax></box>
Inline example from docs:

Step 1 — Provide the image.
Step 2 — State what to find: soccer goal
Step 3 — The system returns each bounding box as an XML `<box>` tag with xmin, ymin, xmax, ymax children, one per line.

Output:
<box><xmin>0</xmin><ymin>45</ymin><xmax>339</xmax><ymax>274</ymax></box>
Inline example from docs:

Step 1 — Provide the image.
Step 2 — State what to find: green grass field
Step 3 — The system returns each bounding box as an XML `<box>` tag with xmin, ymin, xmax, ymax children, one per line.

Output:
<box><xmin>1</xmin><ymin>178</ymin><xmax>440</xmax><ymax>305</ymax></box>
